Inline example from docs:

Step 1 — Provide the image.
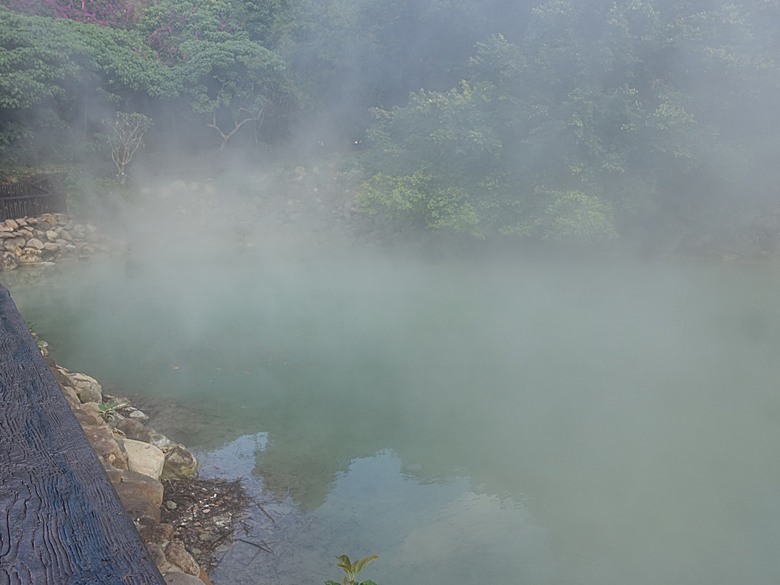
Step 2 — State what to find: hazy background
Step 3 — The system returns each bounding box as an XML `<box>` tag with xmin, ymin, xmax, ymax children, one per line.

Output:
<box><xmin>2</xmin><ymin>0</ymin><xmax>780</xmax><ymax>253</ymax></box>
<box><xmin>3</xmin><ymin>0</ymin><xmax>780</xmax><ymax>584</ymax></box>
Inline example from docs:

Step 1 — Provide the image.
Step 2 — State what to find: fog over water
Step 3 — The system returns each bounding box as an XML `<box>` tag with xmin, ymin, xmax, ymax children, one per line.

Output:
<box><xmin>5</xmin><ymin>239</ymin><xmax>780</xmax><ymax>584</ymax></box>
<box><xmin>4</xmin><ymin>0</ymin><xmax>780</xmax><ymax>583</ymax></box>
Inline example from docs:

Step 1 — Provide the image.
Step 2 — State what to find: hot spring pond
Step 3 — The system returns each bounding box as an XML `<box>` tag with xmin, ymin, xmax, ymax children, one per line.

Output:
<box><xmin>4</xmin><ymin>250</ymin><xmax>780</xmax><ymax>585</ymax></box>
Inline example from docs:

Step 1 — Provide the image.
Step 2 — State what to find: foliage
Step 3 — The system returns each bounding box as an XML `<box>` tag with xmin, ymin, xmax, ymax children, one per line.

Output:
<box><xmin>358</xmin><ymin>0</ymin><xmax>780</xmax><ymax>245</ymax></box>
<box><xmin>98</xmin><ymin>401</ymin><xmax>121</xmax><ymax>421</ymax></box>
<box><xmin>325</xmin><ymin>554</ymin><xmax>378</xmax><ymax>585</ymax></box>
<box><xmin>530</xmin><ymin>189</ymin><xmax>618</xmax><ymax>242</ymax></box>
<box><xmin>4</xmin><ymin>0</ymin><xmax>145</xmax><ymax>27</ymax></box>
<box><xmin>0</xmin><ymin>7</ymin><xmax>163</xmax><ymax>166</ymax></box>
<box><xmin>359</xmin><ymin>170</ymin><xmax>481</xmax><ymax>237</ymax></box>
<box><xmin>138</xmin><ymin>0</ymin><xmax>294</xmax><ymax>149</ymax></box>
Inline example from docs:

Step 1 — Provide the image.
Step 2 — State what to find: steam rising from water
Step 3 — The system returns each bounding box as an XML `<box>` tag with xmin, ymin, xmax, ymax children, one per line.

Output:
<box><xmin>5</xmin><ymin>239</ymin><xmax>780</xmax><ymax>584</ymax></box>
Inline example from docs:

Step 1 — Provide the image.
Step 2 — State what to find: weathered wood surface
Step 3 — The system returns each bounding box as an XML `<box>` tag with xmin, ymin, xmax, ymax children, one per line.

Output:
<box><xmin>0</xmin><ymin>286</ymin><xmax>165</xmax><ymax>585</ymax></box>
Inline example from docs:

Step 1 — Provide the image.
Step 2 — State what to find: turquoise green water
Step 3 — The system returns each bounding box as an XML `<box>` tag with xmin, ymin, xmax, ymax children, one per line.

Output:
<box><xmin>5</xmin><ymin>250</ymin><xmax>780</xmax><ymax>585</ymax></box>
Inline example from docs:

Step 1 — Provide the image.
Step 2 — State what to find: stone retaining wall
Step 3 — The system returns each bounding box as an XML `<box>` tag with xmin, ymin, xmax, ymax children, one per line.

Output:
<box><xmin>0</xmin><ymin>213</ymin><xmax>112</xmax><ymax>270</ymax></box>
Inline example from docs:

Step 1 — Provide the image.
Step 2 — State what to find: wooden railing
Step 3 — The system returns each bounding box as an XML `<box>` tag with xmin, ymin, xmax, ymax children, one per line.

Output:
<box><xmin>0</xmin><ymin>286</ymin><xmax>165</xmax><ymax>585</ymax></box>
<box><xmin>0</xmin><ymin>174</ymin><xmax>67</xmax><ymax>221</ymax></box>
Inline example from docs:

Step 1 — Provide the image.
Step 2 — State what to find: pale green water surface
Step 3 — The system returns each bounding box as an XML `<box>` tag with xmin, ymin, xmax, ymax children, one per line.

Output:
<box><xmin>4</xmin><ymin>250</ymin><xmax>780</xmax><ymax>585</ymax></box>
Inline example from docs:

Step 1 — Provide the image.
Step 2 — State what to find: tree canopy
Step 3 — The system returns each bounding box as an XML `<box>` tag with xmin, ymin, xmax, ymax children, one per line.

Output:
<box><xmin>1</xmin><ymin>0</ymin><xmax>779</xmax><ymax>247</ymax></box>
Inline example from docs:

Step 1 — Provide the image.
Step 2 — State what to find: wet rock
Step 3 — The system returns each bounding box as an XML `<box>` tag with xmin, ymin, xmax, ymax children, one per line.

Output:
<box><xmin>26</xmin><ymin>238</ymin><xmax>44</xmax><ymax>250</ymax></box>
<box><xmin>124</xmin><ymin>439</ymin><xmax>166</xmax><ymax>480</ymax></box>
<box><xmin>138</xmin><ymin>522</ymin><xmax>175</xmax><ymax>545</ymax></box>
<box><xmin>107</xmin><ymin>468</ymin><xmax>164</xmax><ymax>525</ymax></box>
<box><xmin>60</xmin><ymin>385</ymin><xmax>81</xmax><ymax>409</ymax></box>
<box><xmin>0</xmin><ymin>252</ymin><xmax>19</xmax><ymax>269</ymax></box>
<box><xmin>19</xmin><ymin>251</ymin><xmax>41</xmax><ymax>264</ymax></box>
<box><xmin>4</xmin><ymin>237</ymin><xmax>25</xmax><ymax>250</ymax></box>
<box><xmin>72</xmin><ymin>409</ymin><xmax>101</xmax><ymax>427</ymax></box>
<box><xmin>162</xmin><ymin>572</ymin><xmax>207</xmax><ymax>585</ymax></box>
<box><xmin>128</xmin><ymin>408</ymin><xmax>150</xmax><ymax>422</ymax></box>
<box><xmin>165</xmin><ymin>542</ymin><xmax>200</xmax><ymax>575</ymax></box>
<box><xmin>82</xmin><ymin>426</ymin><xmax>128</xmax><ymax>469</ymax></box>
<box><xmin>162</xmin><ymin>444</ymin><xmax>199</xmax><ymax>480</ymax></box>
<box><xmin>145</xmin><ymin>542</ymin><xmax>168</xmax><ymax>569</ymax></box>
<box><xmin>72</xmin><ymin>402</ymin><xmax>102</xmax><ymax>426</ymax></box>
<box><xmin>67</xmin><ymin>372</ymin><xmax>103</xmax><ymax>403</ymax></box>
<box><xmin>146</xmin><ymin>428</ymin><xmax>174</xmax><ymax>450</ymax></box>
<box><xmin>79</xmin><ymin>401</ymin><xmax>104</xmax><ymax>420</ymax></box>
<box><xmin>115</xmin><ymin>418</ymin><xmax>149</xmax><ymax>441</ymax></box>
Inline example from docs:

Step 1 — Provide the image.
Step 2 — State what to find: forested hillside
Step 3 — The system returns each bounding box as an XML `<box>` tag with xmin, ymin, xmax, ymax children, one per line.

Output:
<box><xmin>1</xmin><ymin>0</ymin><xmax>779</xmax><ymax>248</ymax></box>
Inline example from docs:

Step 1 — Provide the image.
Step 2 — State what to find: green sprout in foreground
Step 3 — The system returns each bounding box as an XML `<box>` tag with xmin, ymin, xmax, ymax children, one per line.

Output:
<box><xmin>98</xmin><ymin>402</ymin><xmax>120</xmax><ymax>422</ymax></box>
<box><xmin>325</xmin><ymin>554</ymin><xmax>379</xmax><ymax>585</ymax></box>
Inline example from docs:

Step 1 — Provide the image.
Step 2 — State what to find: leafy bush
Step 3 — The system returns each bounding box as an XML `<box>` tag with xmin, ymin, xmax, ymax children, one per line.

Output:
<box><xmin>359</xmin><ymin>170</ymin><xmax>481</xmax><ymax>237</ymax></box>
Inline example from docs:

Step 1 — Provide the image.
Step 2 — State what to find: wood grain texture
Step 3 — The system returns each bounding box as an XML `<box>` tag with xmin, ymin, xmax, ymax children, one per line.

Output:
<box><xmin>0</xmin><ymin>286</ymin><xmax>165</xmax><ymax>585</ymax></box>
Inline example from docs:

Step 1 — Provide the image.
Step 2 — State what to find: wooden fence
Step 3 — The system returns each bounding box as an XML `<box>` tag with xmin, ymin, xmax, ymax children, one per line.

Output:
<box><xmin>0</xmin><ymin>174</ymin><xmax>67</xmax><ymax>221</ymax></box>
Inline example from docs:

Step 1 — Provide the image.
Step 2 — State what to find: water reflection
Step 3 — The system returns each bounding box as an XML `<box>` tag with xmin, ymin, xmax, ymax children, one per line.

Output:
<box><xmin>200</xmin><ymin>437</ymin><xmax>551</xmax><ymax>585</ymax></box>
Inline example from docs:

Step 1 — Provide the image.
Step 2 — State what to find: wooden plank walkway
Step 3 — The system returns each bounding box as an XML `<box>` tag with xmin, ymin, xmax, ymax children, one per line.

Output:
<box><xmin>0</xmin><ymin>286</ymin><xmax>165</xmax><ymax>585</ymax></box>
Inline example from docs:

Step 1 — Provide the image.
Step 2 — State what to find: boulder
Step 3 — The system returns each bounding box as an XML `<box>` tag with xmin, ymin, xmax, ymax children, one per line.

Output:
<box><xmin>60</xmin><ymin>385</ymin><xmax>81</xmax><ymax>409</ymax></box>
<box><xmin>71</xmin><ymin>401</ymin><xmax>101</xmax><ymax>426</ymax></box>
<box><xmin>79</xmin><ymin>401</ymin><xmax>104</xmax><ymax>421</ymax></box>
<box><xmin>107</xmin><ymin>468</ymin><xmax>164</xmax><ymax>525</ymax></box>
<box><xmin>19</xmin><ymin>251</ymin><xmax>41</xmax><ymax>264</ymax></box>
<box><xmin>124</xmin><ymin>439</ymin><xmax>166</xmax><ymax>480</ymax></box>
<box><xmin>127</xmin><ymin>408</ymin><xmax>150</xmax><ymax>422</ymax></box>
<box><xmin>138</xmin><ymin>522</ymin><xmax>175</xmax><ymax>546</ymax></box>
<box><xmin>115</xmin><ymin>418</ymin><xmax>149</xmax><ymax>441</ymax></box>
<box><xmin>165</xmin><ymin>542</ymin><xmax>200</xmax><ymax>575</ymax></box>
<box><xmin>163</xmin><ymin>572</ymin><xmax>207</xmax><ymax>585</ymax></box>
<box><xmin>145</xmin><ymin>542</ymin><xmax>168</xmax><ymax>569</ymax></box>
<box><xmin>161</xmin><ymin>444</ymin><xmax>199</xmax><ymax>480</ymax></box>
<box><xmin>68</xmin><ymin>372</ymin><xmax>103</xmax><ymax>403</ymax></box>
<box><xmin>146</xmin><ymin>428</ymin><xmax>174</xmax><ymax>450</ymax></box>
<box><xmin>82</xmin><ymin>426</ymin><xmax>128</xmax><ymax>469</ymax></box>
<box><xmin>4</xmin><ymin>237</ymin><xmax>25</xmax><ymax>250</ymax></box>
<box><xmin>0</xmin><ymin>252</ymin><xmax>18</xmax><ymax>270</ymax></box>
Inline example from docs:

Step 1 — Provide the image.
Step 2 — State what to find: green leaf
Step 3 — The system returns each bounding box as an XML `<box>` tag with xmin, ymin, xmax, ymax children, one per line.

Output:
<box><xmin>352</xmin><ymin>555</ymin><xmax>379</xmax><ymax>575</ymax></box>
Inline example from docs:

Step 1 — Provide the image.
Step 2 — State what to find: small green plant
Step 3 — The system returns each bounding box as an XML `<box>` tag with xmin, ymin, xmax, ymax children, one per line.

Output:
<box><xmin>325</xmin><ymin>554</ymin><xmax>378</xmax><ymax>585</ymax></box>
<box><xmin>98</xmin><ymin>402</ymin><xmax>120</xmax><ymax>422</ymax></box>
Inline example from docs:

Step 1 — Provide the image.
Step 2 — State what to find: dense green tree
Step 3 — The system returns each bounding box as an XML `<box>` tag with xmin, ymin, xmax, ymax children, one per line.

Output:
<box><xmin>138</xmin><ymin>0</ymin><xmax>294</xmax><ymax>149</ymax></box>
<box><xmin>0</xmin><ymin>7</ymin><xmax>162</xmax><ymax>166</ymax></box>
<box><xmin>358</xmin><ymin>0</ymin><xmax>780</xmax><ymax>245</ymax></box>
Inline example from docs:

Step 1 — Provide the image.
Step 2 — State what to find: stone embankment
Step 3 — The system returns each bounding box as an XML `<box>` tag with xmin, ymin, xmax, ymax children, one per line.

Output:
<box><xmin>0</xmin><ymin>213</ymin><xmax>112</xmax><ymax>270</ymax></box>
<box><xmin>39</xmin><ymin>341</ymin><xmax>215</xmax><ymax>585</ymax></box>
